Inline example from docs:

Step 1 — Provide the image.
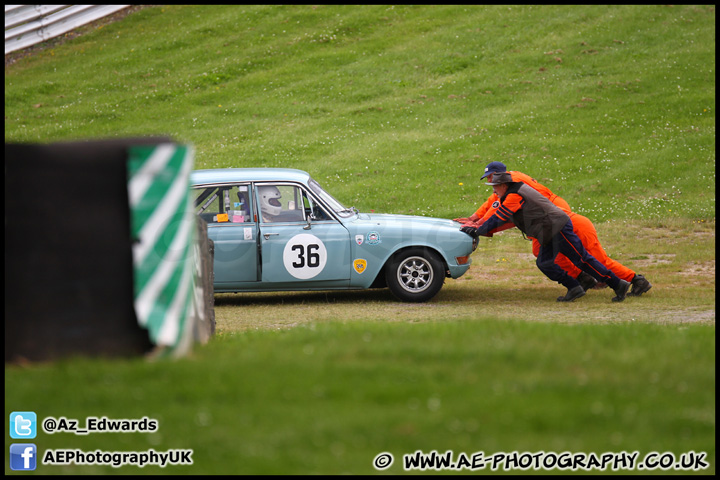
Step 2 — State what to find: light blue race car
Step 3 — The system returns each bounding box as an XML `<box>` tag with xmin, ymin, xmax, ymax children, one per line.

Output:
<box><xmin>190</xmin><ymin>168</ymin><xmax>476</xmax><ymax>302</ymax></box>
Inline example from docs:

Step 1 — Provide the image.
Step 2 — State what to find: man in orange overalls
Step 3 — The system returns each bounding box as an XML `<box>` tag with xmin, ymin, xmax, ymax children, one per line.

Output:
<box><xmin>461</xmin><ymin>172</ymin><xmax>630</xmax><ymax>302</ymax></box>
<box><xmin>454</xmin><ymin>161</ymin><xmax>651</xmax><ymax>297</ymax></box>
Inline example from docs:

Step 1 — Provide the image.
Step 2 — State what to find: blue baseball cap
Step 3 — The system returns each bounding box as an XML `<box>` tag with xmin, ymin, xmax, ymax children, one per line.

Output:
<box><xmin>480</xmin><ymin>161</ymin><xmax>507</xmax><ymax>179</ymax></box>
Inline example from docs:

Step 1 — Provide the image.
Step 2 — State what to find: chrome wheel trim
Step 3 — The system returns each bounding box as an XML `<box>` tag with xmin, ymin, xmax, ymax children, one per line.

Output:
<box><xmin>396</xmin><ymin>256</ymin><xmax>434</xmax><ymax>293</ymax></box>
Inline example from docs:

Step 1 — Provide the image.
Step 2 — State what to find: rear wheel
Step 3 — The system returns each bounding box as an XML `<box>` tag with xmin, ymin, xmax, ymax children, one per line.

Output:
<box><xmin>385</xmin><ymin>248</ymin><xmax>445</xmax><ymax>302</ymax></box>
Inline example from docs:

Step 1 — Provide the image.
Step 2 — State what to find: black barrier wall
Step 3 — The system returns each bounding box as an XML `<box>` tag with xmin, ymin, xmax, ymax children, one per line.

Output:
<box><xmin>4</xmin><ymin>138</ymin><xmax>177</xmax><ymax>362</ymax></box>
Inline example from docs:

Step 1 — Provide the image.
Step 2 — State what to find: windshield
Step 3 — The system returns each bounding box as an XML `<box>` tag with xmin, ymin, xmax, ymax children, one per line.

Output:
<box><xmin>308</xmin><ymin>178</ymin><xmax>356</xmax><ymax>218</ymax></box>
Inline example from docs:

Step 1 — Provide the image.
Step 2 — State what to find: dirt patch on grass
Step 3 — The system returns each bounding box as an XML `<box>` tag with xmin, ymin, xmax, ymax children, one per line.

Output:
<box><xmin>678</xmin><ymin>260</ymin><xmax>716</xmax><ymax>277</ymax></box>
<box><xmin>629</xmin><ymin>253</ymin><xmax>676</xmax><ymax>266</ymax></box>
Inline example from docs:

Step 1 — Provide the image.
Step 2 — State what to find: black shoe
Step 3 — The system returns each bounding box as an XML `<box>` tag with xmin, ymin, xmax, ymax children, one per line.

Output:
<box><xmin>577</xmin><ymin>272</ymin><xmax>598</xmax><ymax>291</ymax></box>
<box><xmin>627</xmin><ymin>274</ymin><xmax>652</xmax><ymax>297</ymax></box>
<box><xmin>557</xmin><ymin>286</ymin><xmax>586</xmax><ymax>302</ymax></box>
<box><xmin>611</xmin><ymin>280</ymin><xmax>630</xmax><ymax>302</ymax></box>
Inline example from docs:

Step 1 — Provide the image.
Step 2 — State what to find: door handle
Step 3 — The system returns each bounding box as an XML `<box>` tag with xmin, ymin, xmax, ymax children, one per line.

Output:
<box><xmin>263</xmin><ymin>232</ymin><xmax>279</xmax><ymax>240</ymax></box>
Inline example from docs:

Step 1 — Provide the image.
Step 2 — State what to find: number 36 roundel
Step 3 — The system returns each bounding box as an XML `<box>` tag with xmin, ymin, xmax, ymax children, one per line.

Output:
<box><xmin>282</xmin><ymin>233</ymin><xmax>328</xmax><ymax>279</ymax></box>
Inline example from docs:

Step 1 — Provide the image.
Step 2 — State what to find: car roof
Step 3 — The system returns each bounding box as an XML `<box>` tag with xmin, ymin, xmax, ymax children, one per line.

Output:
<box><xmin>190</xmin><ymin>167</ymin><xmax>311</xmax><ymax>185</ymax></box>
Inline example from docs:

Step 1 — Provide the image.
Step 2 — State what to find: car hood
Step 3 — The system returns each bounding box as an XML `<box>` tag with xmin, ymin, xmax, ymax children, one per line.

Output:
<box><xmin>355</xmin><ymin>212</ymin><xmax>459</xmax><ymax>228</ymax></box>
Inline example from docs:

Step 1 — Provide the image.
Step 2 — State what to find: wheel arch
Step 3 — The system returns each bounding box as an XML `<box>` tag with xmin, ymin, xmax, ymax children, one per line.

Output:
<box><xmin>390</xmin><ymin>244</ymin><xmax>449</xmax><ymax>272</ymax></box>
<box><xmin>369</xmin><ymin>243</ymin><xmax>451</xmax><ymax>289</ymax></box>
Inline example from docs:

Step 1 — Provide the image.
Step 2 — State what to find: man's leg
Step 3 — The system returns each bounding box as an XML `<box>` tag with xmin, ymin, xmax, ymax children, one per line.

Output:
<box><xmin>536</xmin><ymin>235</ymin><xmax>585</xmax><ymax>302</ymax></box>
<box><xmin>555</xmin><ymin>222</ymin><xmax>630</xmax><ymax>302</ymax></box>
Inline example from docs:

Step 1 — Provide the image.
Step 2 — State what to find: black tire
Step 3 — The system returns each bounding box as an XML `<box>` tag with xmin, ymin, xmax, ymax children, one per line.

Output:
<box><xmin>385</xmin><ymin>248</ymin><xmax>445</xmax><ymax>302</ymax></box>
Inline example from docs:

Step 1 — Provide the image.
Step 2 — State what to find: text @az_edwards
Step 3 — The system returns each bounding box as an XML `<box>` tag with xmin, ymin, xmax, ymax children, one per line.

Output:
<box><xmin>42</xmin><ymin>416</ymin><xmax>157</xmax><ymax>435</ymax></box>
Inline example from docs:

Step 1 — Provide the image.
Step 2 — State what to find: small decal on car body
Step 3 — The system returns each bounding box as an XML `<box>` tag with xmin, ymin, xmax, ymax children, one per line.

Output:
<box><xmin>353</xmin><ymin>259</ymin><xmax>367</xmax><ymax>274</ymax></box>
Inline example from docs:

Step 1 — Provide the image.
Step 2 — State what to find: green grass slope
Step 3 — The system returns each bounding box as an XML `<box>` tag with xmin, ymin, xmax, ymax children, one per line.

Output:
<box><xmin>5</xmin><ymin>5</ymin><xmax>715</xmax><ymax>220</ymax></box>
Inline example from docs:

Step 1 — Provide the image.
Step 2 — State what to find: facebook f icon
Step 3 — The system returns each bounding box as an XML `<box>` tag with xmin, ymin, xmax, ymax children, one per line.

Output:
<box><xmin>10</xmin><ymin>444</ymin><xmax>37</xmax><ymax>471</ymax></box>
<box><xmin>10</xmin><ymin>411</ymin><xmax>37</xmax><ymax>439</ymax></box>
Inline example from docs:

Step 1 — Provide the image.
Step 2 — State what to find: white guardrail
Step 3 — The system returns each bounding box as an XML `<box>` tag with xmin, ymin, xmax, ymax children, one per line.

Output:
<box><xmin>5</xmin><ymin>5</ymin><xmax>130</xmax><ymax>55</ymax></box>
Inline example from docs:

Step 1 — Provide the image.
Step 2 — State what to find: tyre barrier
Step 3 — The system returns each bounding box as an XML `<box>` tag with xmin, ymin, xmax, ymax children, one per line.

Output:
<box><xmin>5</xmin><ymin>138</ymin><xmax>215</xmax><ymax>363</ymax></box>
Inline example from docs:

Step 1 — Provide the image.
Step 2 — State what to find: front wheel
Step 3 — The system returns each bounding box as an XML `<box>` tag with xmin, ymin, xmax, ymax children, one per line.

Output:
<box><xmin>385</xmin><ymin>248</ymin><xmax>445</xmax><ymax>302</ymax></box>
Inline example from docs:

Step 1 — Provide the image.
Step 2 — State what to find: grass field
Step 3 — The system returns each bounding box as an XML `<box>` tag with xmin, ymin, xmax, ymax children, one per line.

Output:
<box><xmin>4</xmin><ymin>5</ymin><xmax>715</xmax><ymax>475</ymax></box>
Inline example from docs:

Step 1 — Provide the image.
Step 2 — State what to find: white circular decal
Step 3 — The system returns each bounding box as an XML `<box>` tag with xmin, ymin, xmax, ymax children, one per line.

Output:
<box><xmin>283</xmin><ymin>234</ymin><xmax>328</xmax><ymax>279</ymax></box>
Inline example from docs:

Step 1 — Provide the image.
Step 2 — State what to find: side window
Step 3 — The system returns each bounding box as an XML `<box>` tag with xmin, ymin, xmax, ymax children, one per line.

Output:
<box><xmin>302</xmin><ymin>191</ymin><xmax>333</xmax><ymax>221</ymax></box>
<box><xmin>230</xmin><ymin>185</ymin><xmax>254</xmax><ymax>223</ymax></box>
<box><xmin>193</xmin><ymin>184</ymin><xmax>255</xmax><ymax>224</ymax></box>
<box><xmin>257</xmin><ymin>184</ymin><xmax>306</xmax><ymax>223</ymax></box>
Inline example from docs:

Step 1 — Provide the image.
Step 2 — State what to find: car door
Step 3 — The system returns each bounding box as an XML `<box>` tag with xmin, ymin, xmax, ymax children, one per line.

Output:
<box><xmin>193</xmin><ymin>183</ymin><xmax>259</xmax><ymax>286</ymax></box>
<box><xmin>256</xmin><ymin>183</ymin><xmax>351</xmax><ymax>286</ymax></box>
